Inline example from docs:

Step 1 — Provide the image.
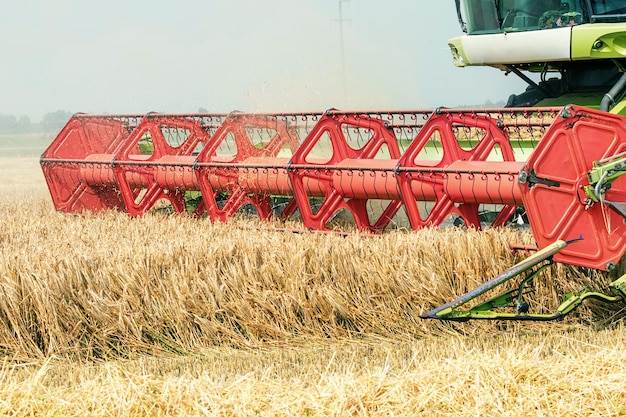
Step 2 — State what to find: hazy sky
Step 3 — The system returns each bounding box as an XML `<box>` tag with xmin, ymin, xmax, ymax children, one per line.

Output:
<box><xmin>1</xmin><ymin>1</ymin><xmax>528</xmax><ymax>121</ymax></box>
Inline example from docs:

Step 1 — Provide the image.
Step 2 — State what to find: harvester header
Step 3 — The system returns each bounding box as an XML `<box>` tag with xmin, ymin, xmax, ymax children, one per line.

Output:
<box><xmin>40</xmin><ymin>2</ymin><xmax>626</xmax><ymax>321</ymax></box>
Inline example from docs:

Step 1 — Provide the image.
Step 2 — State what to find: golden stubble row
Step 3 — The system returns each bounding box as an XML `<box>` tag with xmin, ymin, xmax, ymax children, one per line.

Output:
<box><xmin>1</xmin><ymin>327</ymin><xmax>626</xmax><ymax>416</ymax></box>
<box><xmin>1</xmin><ymin>196</ymin><xmax>623</xmax><ymax>360</ymax></box>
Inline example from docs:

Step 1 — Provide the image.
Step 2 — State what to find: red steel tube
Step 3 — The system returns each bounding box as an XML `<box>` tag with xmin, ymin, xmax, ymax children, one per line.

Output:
<box><xmin>443</xmin><ymin>161</ymin><xmax>524</xmax><ymax>205</ymax></box>
<box><xmin>78</xmin><ymin>154</ymin><xmax>524</xmax><ymax>205</ymax></box>
<box><xmin>153</xmin><ymin>155</ymin><xmax>200</xmax><ymax>190</ymax></box>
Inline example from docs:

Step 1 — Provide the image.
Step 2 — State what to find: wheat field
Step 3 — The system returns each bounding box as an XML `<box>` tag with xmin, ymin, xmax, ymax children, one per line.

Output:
<box><xmin>1</xmin><ymin>157</ymin><xmax>626</xmax><ymax>416</ymax></box>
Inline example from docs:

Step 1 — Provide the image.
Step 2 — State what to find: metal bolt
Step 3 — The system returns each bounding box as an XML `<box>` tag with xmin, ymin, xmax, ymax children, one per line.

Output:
<box><xmin>518</xmin><ymin>170</ymin><xmax>528</xmax><ymax>184</ymax></box>
<box><xmin>594</xmin><ymin>40</ymin><xmax>604</xmax><ymax>49</ymax></box>
<box><xmin>516</xmin><ymin>301</ymin><xmax>530</xmax><ymax>314</ymax></box>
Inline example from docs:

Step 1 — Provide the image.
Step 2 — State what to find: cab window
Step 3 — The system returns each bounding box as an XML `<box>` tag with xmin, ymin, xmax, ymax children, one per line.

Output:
<box><xmin>500</xmin><ymin>0</ymin><xmax>584</xmax><ymax>31</ymax></box>
<box><xmin>458</xmin><ymin>0</ymin><xmax>586</xmax><ymax>34</ymax></box>
<box><xmin>588</xmin><ymin>0</ymin><xmax>626</xmax><ymax>21</ymax></box>
<box><xmin>460</xmin><ymin>0</ymin><xmax>500</xmax><ymax>34</ymax></box>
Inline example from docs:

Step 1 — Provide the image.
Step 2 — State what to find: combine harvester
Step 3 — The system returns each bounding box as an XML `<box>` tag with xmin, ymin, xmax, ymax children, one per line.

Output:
<box><xmin>41</xmin><ymin>0</ymin><xmax>626</xmax><ymax>321</ymax></box>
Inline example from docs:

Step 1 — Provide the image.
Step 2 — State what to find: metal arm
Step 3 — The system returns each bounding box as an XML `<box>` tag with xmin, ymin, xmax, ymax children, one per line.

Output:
<box><xmin>583</xmin><ymin>152</ymin><xmax>626</xmax><ymax>219</ymax></box>
<box><xmin>421</xmin><ymin>239</ymin><xmax>626</xmax><ymax>321</ymax></box>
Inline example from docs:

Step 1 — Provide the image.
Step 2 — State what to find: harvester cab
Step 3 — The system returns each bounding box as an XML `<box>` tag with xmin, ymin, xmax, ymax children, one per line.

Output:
<box><xmin>40</xmin><ymin>2</ymin><xmax>626</xmax><ymax>322</ymax></box>
<box><xmin>451</xmin><ymin>0</ymin><xmax>626</xmax><ymax>112</ymax></box>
